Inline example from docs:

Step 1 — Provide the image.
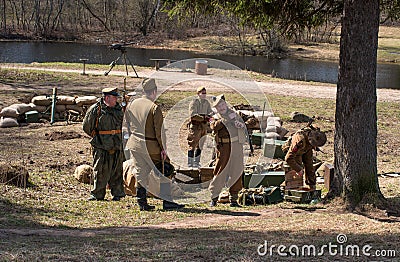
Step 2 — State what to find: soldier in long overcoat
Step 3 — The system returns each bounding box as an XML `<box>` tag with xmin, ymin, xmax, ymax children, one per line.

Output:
<box><xmin>124</xmin><ymin>78</ymin><xmax>184</xmax><ymax>211</ymax></box>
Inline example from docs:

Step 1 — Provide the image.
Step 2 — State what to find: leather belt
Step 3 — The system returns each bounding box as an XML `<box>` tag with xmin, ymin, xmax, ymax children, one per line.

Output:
<box><xmin>98</xmin><ymin>129</ymin><xmax>122</xmax><ymax>135</ymax></box>
<box><xmin>133</xmin><ymin>133</ymin><xmax>158</xmax><ymax>141</ymax></box>
<box><xmin>218</xmin><ymin>136</ymin><xmax>238</xmax><ymax>143</ymax></box>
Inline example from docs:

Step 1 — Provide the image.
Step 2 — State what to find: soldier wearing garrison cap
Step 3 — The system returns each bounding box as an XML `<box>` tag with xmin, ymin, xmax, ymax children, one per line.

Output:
<box><xmin>124</xmin><ymin>78</ymin><xmax>184</xmax><ymax>211</ymax></box>
<box><xmin>284</xmin><ymin>126</ymin><xmax>327</xmax><ymax>190</ymax></box>
<box><xmin>187</xmin><ymin>86</ymin><xmax>213</xmax><ymax>167</ymax></box>
<box><xmin>83</xmin><ymin>87</ymin><xmax>126</xmax><ymax>201</ymax></box>
<box><xmin>209</xmin><ymin>94</ymin><xmax>246</xmax><ymax>208</ymax></box>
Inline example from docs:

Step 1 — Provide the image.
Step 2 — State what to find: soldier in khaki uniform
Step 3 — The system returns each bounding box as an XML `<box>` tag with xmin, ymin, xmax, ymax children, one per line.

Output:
<box><xmin>284</xmin><ymin>127</ymin><xmax>327</xmax><ymax>190</ymax></box>
<box><xmin>209</xmin><ymin>94</ymin><xmax>247</xmax><ymax>207</ymax></box>
<box><xmin>83</xmin><ymin>87</ymin><xmax>126</xmax><ymax>201</ymax></box>
<box><xmin>187</xmin><ymin>86</ymin><xmax>213</xmax><ymax>167</ymax></box>
<box><xmin>125</xmin><ymin>78</ymin><xmax>184</xmax><ymax>211</ymax></box>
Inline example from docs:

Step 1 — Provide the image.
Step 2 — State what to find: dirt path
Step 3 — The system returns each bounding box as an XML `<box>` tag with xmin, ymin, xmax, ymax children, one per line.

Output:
<box><xmin>2</xmin><ymin>64</ymin><xmax>400</xmax><ymax>102</ymax></box>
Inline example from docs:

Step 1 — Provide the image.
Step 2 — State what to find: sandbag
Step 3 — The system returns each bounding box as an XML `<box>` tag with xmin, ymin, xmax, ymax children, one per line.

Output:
<box><xmin>0</xmin><ymin>117</ymin><xmax>19</xmax><ymax>128</ymax></box>
<box><xmin>75</xmin><ymin>96</ymin><xmax>98</xmax><ymax>107</ymax></box>
<box><xmin>265</xmin><ymin>125</ymin><xmax>278</xmax><ymax>133</ymax></box>
<box><xmin>123</xmin><ymin>159</ymin><xmax>136</xmax><ymax>196</ymax></box>
<box><xmin>267</xmin><ymin>116</ymin><xmax>282</xmax><ymax>127</ymax></box>
<box><xmin>9</xmin><ymin>103</ymin><xmax>34</xmax><ymax>115</ymax></box>
<box><xmin>252</xmin><ymin>111</ymin><xmax>273</xmax><ymax>122</ymax></box>
<box><xmin>57</xmin><ymin>95</ymin><xmax>76</xmax><ymax>105</ymax></box>
<box><xmin>31</xmin><ymin>95</ymin><xmax>51</xmax><ymax>106</ymax></box>
<box><xmin>73</xmin><ymin>164</ymin><xmax>93</xmax><ymax>184</ymax></box>
<box><xmin>66</xmin><ymin>104</ymin><xmax>84</xmax><ymax>113</ymax></box>
<box><xmin>265</xmin><ymin>132</ymin><xmax>280</xmax><ymax>139</ymax></box>
<box><xmin>0</xmin><ymin>107</ymin><xmax>19</xmax><ymax>118</ymax></box>
<box><xmin>55</xmin><ymin>104</ymin><xmax>66</xmax><ymax>113</ymax></box>
<box><xmin>30</xmin><ymin>103</ymin><xmax>48</xmax><ymax>113</ymax></box>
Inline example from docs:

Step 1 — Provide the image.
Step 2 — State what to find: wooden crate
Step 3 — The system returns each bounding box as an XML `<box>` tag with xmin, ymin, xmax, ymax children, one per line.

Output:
<box><xmin>317</xmin><ymin>162</ymin><xmax>334</xmax><ymax>190</ymax></box>
<box><xmin>284</xmin><ymin>170</ymin><xmax>303</xmax><ymax>189</ymax></box>
<box><xmin>174</xmin><ymin>168</ymin><xmax>200</xmax><ymax>184</ymax></box>
<box><xmin>199</xmin><ymin>167</ymin><xmax>214</xmax><ymax>182</ymax></box>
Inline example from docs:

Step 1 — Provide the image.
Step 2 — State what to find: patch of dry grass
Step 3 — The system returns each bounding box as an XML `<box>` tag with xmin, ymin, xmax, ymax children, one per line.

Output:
<box><xmin>0</xmin><ymin>65</ymin><xmax>399</xmax><ymax>261</ymax></box>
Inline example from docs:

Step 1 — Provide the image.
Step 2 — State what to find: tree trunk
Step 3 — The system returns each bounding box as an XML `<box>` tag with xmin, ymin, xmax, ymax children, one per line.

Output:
<box><xmin>330</xmin><ymin>0</ymin><xmax>382</xmax><ymax>208</ymax></box>
<box><xmin>2</xmin><ymin>0</ymin><xmax>6</xmax><ymax>33</ymax></box>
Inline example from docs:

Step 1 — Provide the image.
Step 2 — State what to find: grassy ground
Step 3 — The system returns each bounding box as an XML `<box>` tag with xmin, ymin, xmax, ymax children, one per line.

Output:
<box><xmin>0</xmin><ymin>65</ymin><xmax>399</xmax><ymax>261</ymax></box>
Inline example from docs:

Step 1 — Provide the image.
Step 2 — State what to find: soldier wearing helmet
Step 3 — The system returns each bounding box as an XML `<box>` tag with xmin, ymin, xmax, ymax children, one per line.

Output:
<box><xmin>284</xmin><ymin>126</ymin><xmax>327</xmax><ymax>190</ymax></box>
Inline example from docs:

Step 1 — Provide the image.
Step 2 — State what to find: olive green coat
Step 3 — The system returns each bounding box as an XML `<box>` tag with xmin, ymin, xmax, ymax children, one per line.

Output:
<box><xmin>82</xmin><ymin>98</ymin><xmax>125</xmax><ymax>199</ymax></box>
<box><xmin>83</xmin><ymin>99</ymin><xmax>124</xmax><ymax>151</ymax></box>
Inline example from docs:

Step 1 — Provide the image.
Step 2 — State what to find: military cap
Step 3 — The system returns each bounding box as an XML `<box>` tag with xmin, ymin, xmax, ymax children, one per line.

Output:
<box><xmin>102</xmin><ymin>87</ymin><xmax>120</xmax><ymax>97</ymax></box>
<box><xmin>212</xmin><ymin>94</ymin><xmax>225</xmax><ymax>107</ymax></box>
<box><xmin>308</xmin><ymin>129</ymin><xmax>327</xmax><ymax>148</ymax></box>
<box><xmin>142</xmin><ymin>78</ymin><xmax>157</xmax><ymax>92</ymax></box>
<box><xmin>196</xmin><ymin>86</ymin><xmax>206</xmax><ymax>93</ymax></box>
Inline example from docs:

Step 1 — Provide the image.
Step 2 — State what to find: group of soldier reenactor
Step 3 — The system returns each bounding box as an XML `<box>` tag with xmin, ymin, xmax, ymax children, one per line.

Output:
<box><xmin>82</xmin><ymin>78</ymin><xmax>327</xmax><ymax>210</ymax></box>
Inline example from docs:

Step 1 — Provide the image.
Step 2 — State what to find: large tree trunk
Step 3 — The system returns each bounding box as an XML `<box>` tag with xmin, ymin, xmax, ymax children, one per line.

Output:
<box><xmin>2</xmin><ymin>0</ymin><xmax>6</xmax><ymax>34</ymax></box>
<box><xmin>330</xmin><ymin>0</ymin><xmax>382</xmax><ymax>208</ymax></box>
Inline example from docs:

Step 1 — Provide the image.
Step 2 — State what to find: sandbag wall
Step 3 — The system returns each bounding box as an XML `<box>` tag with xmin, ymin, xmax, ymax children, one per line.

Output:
<box><xmin>265</xmin><ymin>116</ymin><xmax>289</xmax><ymax>140</ymax></box>
<box><xmin>0</xmin><ymin>95</ymin><xmax>98</xmax><ymax>128</ymax></box>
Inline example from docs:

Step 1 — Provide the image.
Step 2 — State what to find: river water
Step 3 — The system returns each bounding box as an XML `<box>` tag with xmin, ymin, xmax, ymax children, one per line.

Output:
<box><xmin>0</xmin><ymin>41</ymin><xmax>399</xmax><ymax>89</ymax></box>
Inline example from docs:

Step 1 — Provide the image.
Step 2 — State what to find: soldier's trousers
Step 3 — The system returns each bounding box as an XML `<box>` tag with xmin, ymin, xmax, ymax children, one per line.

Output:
<box><xmin>187</xmin><ymin>122</ymin><xmax>208</xmax><ymax>151</ymax></box>
<box><xmin>209</xmin><ymin>141</ymin><xmax>244</xmax><ymax>201</ymax></box>
<box><xmin>130</xmin><ymin>151</ymin><xmax>176</xmax><ymax>203</ymax></box>
<box><xmin>91</xmin><ymin>148</ymin><xmax>125</xmax><ymax>199</ymax></box>
<box><xmin>291</xmin><ymin>149</ymin><xmax>316</xmax><ymax>186</ymax></box>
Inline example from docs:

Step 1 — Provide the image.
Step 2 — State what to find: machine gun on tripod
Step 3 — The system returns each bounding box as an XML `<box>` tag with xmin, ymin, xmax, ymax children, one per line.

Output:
<box><xmin>104</xmin><ymin>42</ymin><xmax>139</xmax><ymax>78</ymax></box>
<box><xmin>104</xmin><ymin>42</ymin><xmax>139</xmax><ymax>111</ymax></box>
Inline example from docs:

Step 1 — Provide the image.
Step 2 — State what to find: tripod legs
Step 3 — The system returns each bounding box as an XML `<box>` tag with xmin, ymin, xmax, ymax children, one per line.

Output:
<box><xmin>125</xmin><ymin>55</ymin><xmax>139</xmax><ymax>78</ymax></box>
<box><xmin>104</xmin><ymin>51</ymin><xmax>139</xmax><ymax>78</ymax></box>
<box><xmin>104</xmin><ymin>56</ymin><xmax>121</xmax><ymax>76</ymax></box>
